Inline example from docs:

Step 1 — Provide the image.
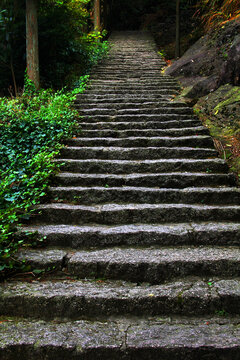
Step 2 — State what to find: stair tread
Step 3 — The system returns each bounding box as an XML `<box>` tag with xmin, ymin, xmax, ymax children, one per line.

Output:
<box><xmin>1</xmin><ymin>316</ymin><xmax>239</xmax><ymax>356</ymax></box>
<box><xmin>15</xmin><ymin>245</ymin><xmax>240</xmax><ymax>268</ymax></box>
<box><xmin>1</xmin><ymin>278</ymin><xmax>240</xmax><ymax>318</ymax></box>
<box><xmin>37</xmin><ymin>203</ymin><xmax>240</xmax><ymax>210</ymax></box>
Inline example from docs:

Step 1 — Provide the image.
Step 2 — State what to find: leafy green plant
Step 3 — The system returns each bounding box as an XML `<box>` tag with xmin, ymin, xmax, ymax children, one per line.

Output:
<box><xmin>0</xmin><ymin>75</ymin><xmax>91</xmax><ymax>279</ymax></box>
<box><xmin>158</xmin><ymin>49</ymin><xmax>167</xmax><ymax>58</ymax></box>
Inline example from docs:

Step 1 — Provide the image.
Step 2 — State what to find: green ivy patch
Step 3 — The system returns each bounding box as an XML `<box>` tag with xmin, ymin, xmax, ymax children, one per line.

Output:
<box><xmin>0</xmin><ymin>75</ymin><xmax>90</xmax><ymax>278</ymax></box>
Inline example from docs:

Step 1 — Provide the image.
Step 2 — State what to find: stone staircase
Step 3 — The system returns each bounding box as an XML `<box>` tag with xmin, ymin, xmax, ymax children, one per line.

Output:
<box><xmin>1</xmin><ymin>31</ymin><xmax>240</xmax><ymax>359</ymax></box>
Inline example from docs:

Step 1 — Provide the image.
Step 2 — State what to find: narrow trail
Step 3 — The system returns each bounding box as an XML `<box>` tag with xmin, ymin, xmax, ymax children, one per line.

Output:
<box><xmin>1</xmin><ymin>31</ymin><xmax>240</xmax><ymax>359</ymax></box>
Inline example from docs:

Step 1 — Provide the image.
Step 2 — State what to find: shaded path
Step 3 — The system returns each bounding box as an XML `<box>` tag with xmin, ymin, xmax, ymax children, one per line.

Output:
<box><xmin>1</xmin><ymin>31</ymin><xmax>240</xmax><ymax>359</ymax></box>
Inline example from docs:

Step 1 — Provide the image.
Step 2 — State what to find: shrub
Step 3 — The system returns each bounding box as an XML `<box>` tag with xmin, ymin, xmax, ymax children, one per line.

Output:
<box><xmin>0</xmin><ymin>75</ymin><xmax>90</xmax><ymax>278</ymax></box>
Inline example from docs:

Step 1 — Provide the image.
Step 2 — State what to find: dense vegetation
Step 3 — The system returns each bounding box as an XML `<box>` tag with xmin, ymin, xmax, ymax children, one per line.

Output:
<box><xmin>0</xmin><ymin>0</ymin><xmax>108</xmax><ymax>94</ymax></box>
<box><xmin>0</xmin><ymin>0</ymin><xmax>109</xmax><ymax>278</ymax></box>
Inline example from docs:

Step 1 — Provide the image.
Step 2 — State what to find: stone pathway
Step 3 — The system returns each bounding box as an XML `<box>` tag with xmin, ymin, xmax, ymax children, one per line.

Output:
<box><xmin>1</xmin><ymin>31</ymin><xmax>240</xmax><ymax>359</ymax></box>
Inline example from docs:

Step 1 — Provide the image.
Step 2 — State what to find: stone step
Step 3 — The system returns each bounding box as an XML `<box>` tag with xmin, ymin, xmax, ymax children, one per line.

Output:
<box><xmin>59</xmin><ymin>146</ymin><xmax>218</xmax><ymax>160</ymax></box>
<box><xmin>84</xmin><ymin>89</ymin><xmax>179</xmax><ymax>95</ymax></box>
<box><xmin>79</xmin><ymin>127</ymin><xmax>209</xmax><ymax>138</ymax></box>
<box><xmin>78</xmin><ymin>114</ymin><xmax>195</xmax><ymax>122</ymax></box>
<box><xmin>64</xmin><ymin>136</ymin><xmax>213</xmax><ymax>148</ymax></box>
<box><xmin>49</xmin><ymin>186</ymin><xmax>240</xmax><ymax>205</ymax></box>
<box><xmin>75</xmin><ymin>101</ymin><xmax>187</xmax><ymax>109</ymax></box>
<box><xmin>33</xmin><ymin>203</ymin><xmax>240</xmax><ymax>225</ymax></box>
<box><xmin>69</xmin><ymin>247</ymin><xmax>240</xmax><ymax>283</ymax></box>
<box><xmin>92</xmin><ymin>67</ymin><xmax>165</xmax><ymax>71</ymax></box>
<box><xmin>20</xmin><ymin>223</ymin><xmax>240</xmax><ymax>248</ymax></box>
<box><xmin>86</xmin><ymin>84</ymin><xmax>181</xmax><ymax>91</ymax></box>
<box><xmin>92</xmin><ymin>68</ymin><xmax>165</xmax><ymax>72</ymax></box>
<box><xmin>1</xmin><ymin>316</ymin><xmax>239</xmax><ymax>359</ymax></box>
<box><xmin>80</xmin><ymin>119</ymin><xmax>202</xmax><ymax>130</ymax></box>
<box><xmin>54</xmin><ymin>173</ymin><xmax>235</xmax><ymax>188</ymax></box>
<box><xmin>90</xmin><ymin>75</ymin><xmax>168</xmax><ymax>79</ymax></box>
<box><xmin>89</xmin><ymin>79</ymin><xmax>178</xmax><ymax>85</ymax></box>
<box><xmin>76</xmin><ymin>101</ymin><xmax>185</xmax><ymax>109</ymax></box>
<box><xmin>55</xmin><ymin>158</ymin><xmax>228</xmax><ymax>174</ymax></box>
<box><xmin>78</xmin><ymin>108</ymin><xmax>192</xmax><ymax>116</ymax></box>
<box><xmin>1</xmin><ymin>278</ymin><xmax>240</xmax><ymax>319</ymax></box>
<box><xmin>92</xmin><ymin>67</ymin><xmax>164</xmax><ymax>72</ymax></box>
<box><xmin>76</xmin><ymin>97</ymin><xmax>171</xmax><ymax>104</ymax></box>
<box><xmin>78</xmin><ymin>94</ymin><xmax>172</xmax><ymax>100</ymax></box>
<box><xmin>17</xmin><ymin>246</ymin><xmax>240</xmax><ymax>283</ymax></box>
<box><xmin>99</xmin><ymin>57</ymin><xmax>163</xmax><ymax>62</ymax></box>
<box><xmin>89</xmin><ymin>75</ymin><xmax>175</xmax><ymax>81</ymax></box>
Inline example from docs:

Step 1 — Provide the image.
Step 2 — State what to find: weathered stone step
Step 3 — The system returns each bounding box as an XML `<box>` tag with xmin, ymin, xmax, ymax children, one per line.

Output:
<box><xmin>89</xmin><ymin>79</ymin><xmax>178</xmax><ymax>84</ymax></box>
<box><xmin>75</xmin><ymin>101</ymin><xmax>187</xmax><ymax>109</ymax></box>
<box><xmin>79</xmin><ymin>114</ymin><xmax>195</xmax><ymax>122</ymax></box>
<box><xmin>78</xmin><ymin>94</ymin><xmax>172</xmax><ymax>100</ymax></box>
<box><xmin>55</xmin><ymin>158</ymin><xmax>228</xmax><ymax>174</ymax></box>
<box><xmin>75</xmin><ymin>99</ymin><xmax>185</xmax><ymax>109</ymax></box>
<box><xmin>33</xmin><ymin>203</ymin><xmax>240</xmax><ymax>225</ymax></box>
<box><xmin>84</xmin><ymin>89</ymin><xmax>179</xmax><ymax>95</ymax></box>
<box><xmin>80</xmin><ymin>119</ymin><xmax>202</xmax><ymax>130</ymax></box>
<box><xmin>86</xmin><ymin>84</ymin><xmax>180</xmax><ymax>91</ymax></box>
<box><xmin>59</xmin><ymin>146</ymin><xmax>218</xmax><ymax>160</ymax></box>
<box><xmin>1</xmin><ymin>278</ymin><xmax>240</xmax><ymax>319</ymax></box>
<box><xmin>100</xmin><ymin>57</ymin><xmax>163</xmax><ymax>62</ymax></box>
<box><xmin>1</xmin><ymin>316</ymin><xmax>239</xmax><ymax>360</ymax></box>
<box><xmin>64</xmin><ymin>136</ymin><xmax>213</xmax><ymax>149</ymax></box>
<box><xmin>78</xmin><ymin>108</ymin><xmax>192</xmax><ymax>116</ymax></box>
<box><xmin>90</xmin><ymin>75</ymin><xmax>175</xmax><ymax>81</ymax></box>
<box><xmin>79</xmin><ymin>127</ymin><xmax>209</xmax><ymax>138</ymax></box>
<box><xmin>90</xmin><ymin>74</ymin><xmax>168</xmax><ymax>79</ymax></box>
<box><xmin>14</xmin><ymin>246</ymin><xmax>240</xmax><ymax>283</ymax></box>
<box><xmin>96</xmin><ymin>65</ymin><xmax>165</xmax><ymax>69</ymax></box>
<box><xmin>20</xmin><ymin>223</ymin><xmax>240</xmax><ymax>248</ymax></box>
<box><xmin>49</xmin><ymin>186</ymin><xmax>240</xmax><ymax>205</ymax></box>
<box><xmin>76</xmin><ymin>97</ymin><xmax>170</xmax><ymax>104</ymax></box>
<box><xmin>92</xmin><ymin>68</ymin><xmax>165</xmax><ymax>72</ymax></box>
<box><xmin>54</xmin><ymin>173</ymin><xmax>235</xmax><ymax>188</ymax></box>
<box><xmin>93</xmin><ymin>67</ymin><xmax>164</xmax><ymax>72</ymax></box>
<box><xmin>69</xmin><ymin>246</ymin><xmax>240</xmax><ymax>282</ymax></box>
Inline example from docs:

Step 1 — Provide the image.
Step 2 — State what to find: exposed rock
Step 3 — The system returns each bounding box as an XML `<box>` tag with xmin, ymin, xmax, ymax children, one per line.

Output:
<box><xmin>165</xmin><ymin>19</ymin><xmax>240</xmax><ymax>98</ymax></box>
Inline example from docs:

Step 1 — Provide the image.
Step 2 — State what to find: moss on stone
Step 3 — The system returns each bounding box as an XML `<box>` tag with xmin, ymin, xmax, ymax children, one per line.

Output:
<box><xmin>214</xmin><ymin>87</ymin><xmax>240</xmax><ymax>111</ymax></box>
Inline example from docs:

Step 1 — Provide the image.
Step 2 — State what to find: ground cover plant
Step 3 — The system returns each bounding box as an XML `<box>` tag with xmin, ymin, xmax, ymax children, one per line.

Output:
<box><xmin>0</xmin><ymin>76</ymin><xmax>84</xmax><ymax>278</ymax></box>
<box><xmin>0</xmin><ymin>30</ymin><xmax>109</xmax><ymax>278</ymax></box>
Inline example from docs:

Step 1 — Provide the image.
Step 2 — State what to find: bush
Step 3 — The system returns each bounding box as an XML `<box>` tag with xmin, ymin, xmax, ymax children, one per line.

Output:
<box><xmin>0</xmin><ymin>75</ymin><xmax>89</xmax><ymax>278</ymax></box>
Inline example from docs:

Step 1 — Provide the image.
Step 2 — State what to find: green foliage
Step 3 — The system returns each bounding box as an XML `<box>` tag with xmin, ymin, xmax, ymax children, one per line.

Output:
<box><xmin>0</xmin><ymin>75</ymin><xmax>89</xmax><ymax>278</ymax></box>
<box><xmin>158</xmin><ymin>49</ymin><xmax>167</xmax><ymax>58</ymax></box>
<box><xmin>0</xmin><ymin>0</ymin><xmax>109</xmax><ymax>92</ymax></box>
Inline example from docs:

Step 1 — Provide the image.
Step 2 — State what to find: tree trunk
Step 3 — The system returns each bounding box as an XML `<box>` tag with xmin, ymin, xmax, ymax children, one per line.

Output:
<box><xmin>175</xmin><ymin>0</ymin><xmax>180</xmax><ymax>58</ymax></box>
<box><xmin>94</xmin><ymin>0</ymin><xmax>101</xmax><ymax>31</ymax></box>
<box><xmin>26</xmin><ymin>0</ymin><xmax>40</xmax><ymax>89</ymax></box>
